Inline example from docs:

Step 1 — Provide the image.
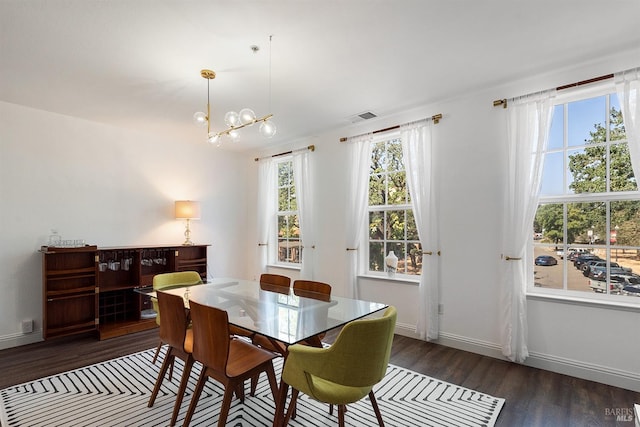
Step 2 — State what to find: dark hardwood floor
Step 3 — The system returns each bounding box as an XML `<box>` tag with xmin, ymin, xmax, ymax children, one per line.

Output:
<box><xmin>1</xmin><ymin>329</ymin><xmax>638</xmax><ymax>426</ymax></box>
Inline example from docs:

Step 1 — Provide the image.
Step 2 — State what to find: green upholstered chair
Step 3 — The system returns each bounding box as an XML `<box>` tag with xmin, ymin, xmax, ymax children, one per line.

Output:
<box><xmin>151</xmin><ymin>271</ymin><xmax>202</xmax><ymax>364</ymax></box>
<box><xmin>274</xmin><ymin>306</ymin><xmax>397</xmax><ymax>427</ymax></box>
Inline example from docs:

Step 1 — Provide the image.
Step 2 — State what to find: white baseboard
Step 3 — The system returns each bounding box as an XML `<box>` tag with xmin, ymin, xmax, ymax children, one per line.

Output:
<box><xmin>393</xmin><ymin>325</ymin><xmax>640</xmax><ymax>393</ymax></box>
<box><xmin>0</xmin><ymin>329</ymin><xmax>43</xmax><ymax>350</ymax></box>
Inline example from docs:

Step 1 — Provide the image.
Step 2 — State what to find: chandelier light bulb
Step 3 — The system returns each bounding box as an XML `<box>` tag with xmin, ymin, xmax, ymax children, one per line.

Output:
<box><xmin>193</xmin><ymin>111</ymin><xmax>208</xmax><ymax>127</ymax></box>
<box><xmin>239</xmin><ymin>108</ymin><xmax>256</xmax><ymax>126</ymax></box>
<box><xmin>224</xmin><ymin>111</ymin><xmax>240</xmax><ymax>127</ymax></box>
<box><xmin>229</xmin><ymin>129</ymin><xmax>239</xmax><ymax>140</ymax></box>
<box><xmin>207</xmin><ymin>132</ymin><xmax>220</xmax><ymax>145</ymax></box>
<box><xmin>259</xmin><ymin>120</ymin><xmax>277</xmax><ymax>138</ymax></box>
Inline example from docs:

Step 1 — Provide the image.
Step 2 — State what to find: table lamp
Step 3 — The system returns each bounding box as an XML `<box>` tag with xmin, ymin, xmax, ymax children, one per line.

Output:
<box><xmin>175</xmin><ymin>200</ymin><xmax>201</xmax><ymax>245</ymax></box>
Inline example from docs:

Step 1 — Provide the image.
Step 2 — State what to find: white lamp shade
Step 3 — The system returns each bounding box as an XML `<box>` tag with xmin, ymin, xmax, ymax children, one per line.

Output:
<box><xmin>175</xmin><ymin>200</ymin><xmax>201</xmax><ymax>219</ymax></box>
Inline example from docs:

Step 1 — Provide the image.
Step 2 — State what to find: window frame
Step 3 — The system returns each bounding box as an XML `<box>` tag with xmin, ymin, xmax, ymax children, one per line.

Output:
<box><xmin>364</xmin><ymin>133</ymin><xmax>422</xmax><ymax>279</ymax></box>
<box><xmin>271</xmin><ymin>156</ymin><xmax>302</xmax><ymax>268</ymax></box>
<box><xmin>532</xmin><ymin>82</ymin><xmax>640</xmax><ymax>305</ymax></box>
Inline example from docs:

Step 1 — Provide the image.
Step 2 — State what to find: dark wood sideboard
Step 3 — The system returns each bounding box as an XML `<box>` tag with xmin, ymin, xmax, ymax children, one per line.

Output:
<box><xmin>41</xmin><ymin>244</ymin><xmax>208</xmax><ymax>340</ymax></box>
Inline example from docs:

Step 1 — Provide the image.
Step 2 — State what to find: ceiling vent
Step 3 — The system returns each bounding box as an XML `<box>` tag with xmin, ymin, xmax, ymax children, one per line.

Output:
<box><xmin>349</xmin><ymin>111</ymin><xmax>378</xmax><ymax>123</ymax></box>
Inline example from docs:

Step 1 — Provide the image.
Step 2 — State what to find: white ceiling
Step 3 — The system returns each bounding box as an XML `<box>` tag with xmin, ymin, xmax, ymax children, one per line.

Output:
<box><xmin>2</xmin><ymin>0</ymin><xmax>640</xmax><ymax>152</ymax></box>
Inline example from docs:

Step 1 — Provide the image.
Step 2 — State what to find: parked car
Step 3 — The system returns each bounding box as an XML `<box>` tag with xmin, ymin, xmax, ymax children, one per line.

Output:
<box><xmin>567</xmin><ymin>251</ymin><xmax>581</xmax><ymax>262</ymax></box>
<box><xmin>589</xmin><ymin>278</ymin><xmax>623</xmax><ymax>294</ymax></box>
<box><xmin>567</xmin><ymin>248</ymin><xmax>591</xmax><ymax>262</ymax></box>
<box><xmin>589</xmin><ymin>273</ymin><xmax>640</xmax><ymax>294</ymax></box>
<box><xmin>586</xmin><ymin>261</ymin><xmax>631</xmax><ymax>279</ymax></box>
<box><xmin>581</xmin><ymin>260</ymin><xmax>604</xmax><ymax>275</ymax></box>
<box><xmin>574</xmin><ymin>254</ymin><xmax>602</xmax><ymax>269</ymax></box>
<box><xmin>622</xmin><ymin>284</ymin><xmax>640</xmax><ymax>296</ymax></box>
<box><xmin>535</xmin><ymin>255</ymin><xmax>558</xmax><ymax>266</ymax></box>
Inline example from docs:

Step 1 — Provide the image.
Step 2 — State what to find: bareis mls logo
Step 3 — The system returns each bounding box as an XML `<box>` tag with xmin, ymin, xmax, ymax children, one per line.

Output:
<box><xmin>605</xmin><ymin>407</ymin><xmax>634</xmax><ymax>422</ymax></box>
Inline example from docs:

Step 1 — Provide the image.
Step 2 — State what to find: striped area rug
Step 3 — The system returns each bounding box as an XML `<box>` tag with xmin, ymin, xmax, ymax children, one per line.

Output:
<box><xmin>1</xmin><ymin>347</ymin><xmax>504</xmax><ymax>426</ymax></box>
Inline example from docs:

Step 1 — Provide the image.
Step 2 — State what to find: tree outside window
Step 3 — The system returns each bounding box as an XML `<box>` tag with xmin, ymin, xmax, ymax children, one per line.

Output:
<box><xmin>277</xmin><ymin>160</ymin><xmax>301</xmax><ymax>264</ymax></box>
<box><xmin>534</xmin><ymin>91</ymin><xmax>640</xmax><ymax>298</ymax></box>
<box><xmin>368</xmin><ymin>137</ymin><xmax>422</xmax><ymax>276</ymax></box>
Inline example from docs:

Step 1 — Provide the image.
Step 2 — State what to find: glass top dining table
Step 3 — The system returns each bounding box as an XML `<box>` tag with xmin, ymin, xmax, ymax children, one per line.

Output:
<box><xmin>140</xmin><ymin>277</ymin><xmax>388</xmax><ymax>347</ymax></box>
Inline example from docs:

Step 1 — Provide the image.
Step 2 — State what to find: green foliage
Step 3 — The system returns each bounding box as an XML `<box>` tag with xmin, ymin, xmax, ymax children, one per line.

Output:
<box><xmin>367</xmin><ymin>138</ymin><xmax>421</xmax><ymax>275</ymax></box>
<box><xmin>536</xmin><ymin>105</ymin><xmax>640</xmax><ymax>247</ymax></box>
<box><xmin>568</xmin><ymin>107</ymin><xmax>633</xmax><ymax>194</ymax></box>
<box><xmin>536</xmin><ymin>203</ymin><xmax>563</xmax><ymax>243</ymax></box>
<box><xmin>277</xmin><ymin>161</ymin><xmax>300</xmax><ymax>263</ymax></box>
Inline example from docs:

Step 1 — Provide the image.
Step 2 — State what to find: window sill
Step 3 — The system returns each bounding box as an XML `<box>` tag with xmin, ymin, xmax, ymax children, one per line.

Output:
<box><xmin>266</xmin><ymin>263</ymin><xmax>300</xmax><ymax>271</ymax></box>
<box><xmin>358</xmin><ymin>274</ymin><xmax>420</xmax><ymax>285</ymax></box>
<box><xmin>527</xmin><ymin>290</ymin><xmax>640</xmax><ymax>313</ymax></box>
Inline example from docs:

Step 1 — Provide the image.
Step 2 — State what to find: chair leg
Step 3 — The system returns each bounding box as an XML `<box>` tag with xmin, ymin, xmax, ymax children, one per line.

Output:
<box><xmin>148</xmin><ymin>349</ymin><xmax>174</xmax><ymax>407</ymax></box>
<box><xmin>169</xmin><ymin>356</ymin><xmax>194</xmax><ymax>427</ymax></box>
<box><xmin>236</xmin><ymin>382</ymin><xmax>245</xmax><ymax>403</ymax></box>
<box><xmin>338</xmin><ymin>404</ymin><xmax>346</xmax><ymax>427</ymax></box>
<box><xmin>272</xmin><ymin>380</ymin><xmax>289</xmax><ymax>427</ymax></box>
<box><xmin>152</xmin><ymin>341</ymin><xmax>163</xmax><ymax>364</ymax></box>
<box><xmin>183</xmin><ymin>369</ymin><xmax>208</xmax><ymax>427</ymax></box>
<box><xmin>168</xmin><ymin>357</ymin><xmax>174</xmax><ymax>382</ymax></box>
<box><xmin>218</xmin><ymin>383</ymin><xmax>236</xmax><ymax>427</ymax></box>
<box><xmin>265</xmin><ymin>363</ymin><xmax>279</xmax><ymax>400</ymax></box>
<box><xmin>369</xmin><ymin>390</ymin><xmax>385</xmax><ymax>427</ymax></box>
<box><xmin>250</xmin><ymin>374</ymin><xmax>259</xmax><ymax>396</ymax></box>
<box><xmin>283</xmin><ymin>388</ymin><xmax>299</xmax><ymax>426</ymax></box>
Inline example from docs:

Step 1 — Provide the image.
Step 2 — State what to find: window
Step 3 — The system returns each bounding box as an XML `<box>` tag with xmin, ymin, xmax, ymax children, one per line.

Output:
<box><xmin>367</xmin><ymin>136</ymin><xmax>422</xmax><ymax>276</ymax></box>
<box><xmin>276</xmin><ymin>159</ymin><xmax>301</xmax><ymax>265</ymax></box>
<box><xmin>534</xmin><ymin>86</ymin><xmax>640</xmax><ymax>299</ymax></box>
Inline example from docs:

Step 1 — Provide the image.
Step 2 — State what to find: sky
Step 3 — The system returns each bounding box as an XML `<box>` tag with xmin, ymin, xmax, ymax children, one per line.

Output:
<box><xmin>540</xmin><ymin>93</ymin><xmax>621</xmax><ymax>195</ymax></box>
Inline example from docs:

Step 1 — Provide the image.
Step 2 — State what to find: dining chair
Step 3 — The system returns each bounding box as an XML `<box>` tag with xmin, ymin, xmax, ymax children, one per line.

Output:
<box><xmin>260</xmin><ymin>273</ymin><xmax>291</xmax><ymax>289</ymax></box>
<box><xmin>293</xmin><ymin>280</ymin><xmax>332</xmax><ymax>346</ymax></box>
<box><xmin>292</xmin><ymin>279</ymin><xmax>332</xmax><ymax>301</ymax></box>
<box><xmin>147</xmin><ymin>291</ymin><xmax>195</xmax><ymax>427</ymax></box>
<box><xmin>230</xmin><ymin>273</ymin><xmax>291</xmax><ymax>340</ymax></box>
<box><xmin>274</xmin><ymin>305</ymin><xmax>397</xmax><ymax>427</ymax></box>
<box><xmin>151</xmin><ymin>271</ymin><xmax>202</xmax><ymax>365</ymax></box>
<box><xmin>247</xmin><ymin>273</ymin><xmax>291</xmax><ymax>351</ymax></box>
<box><xmin>183</xmin><ymin>300</ymin><xmax>280</xmax><ymax>427</ymax></box>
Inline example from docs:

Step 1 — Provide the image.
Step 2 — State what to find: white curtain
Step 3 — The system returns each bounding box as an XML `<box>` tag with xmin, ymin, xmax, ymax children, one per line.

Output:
<box><xmin>615</xmin><ymin>68</ymin><xmax>640</xmax><ymax>183</ymax></box>
<box><xmin>256</xmin><ymin>159</ymin><xmax>276</xmax><ymax>276</ymax></box>
<box><xmin>345</xmin><ymin>134</ymin><xmax>373</xmax><ymax>299</ymax></box>
<box><xmin>500</xmin><ymin>90</ymin><xmax>554</xmax><ymax>363</ymax></box>
<box><xmin>293</xmin><ymin>150</ymin><xmax>315</xmax><ymax>279</ymax></box>
<box><xmin>401</xmin><ymin>120</ymin><xmax>439</xmax><ymax>341</ymax></box>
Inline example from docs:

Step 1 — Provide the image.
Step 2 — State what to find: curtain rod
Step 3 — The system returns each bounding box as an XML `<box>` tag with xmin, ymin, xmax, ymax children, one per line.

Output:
<box><xmin>493</xmin><ymin>72</ymin><xmax>617</xmax><ymax>109</ymax></box>
<box><xmin>339</xmin><ymin>113</ymin><xmax>443</xmax><ymax>143</ymax></box>
<box><xmin>254</xmin><ymin>144</ymin><xmax>315</xmax><ymax>162</ymax></box>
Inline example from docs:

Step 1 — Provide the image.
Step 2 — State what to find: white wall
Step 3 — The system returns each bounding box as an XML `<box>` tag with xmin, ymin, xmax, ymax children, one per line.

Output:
<box><xmin>0</xmin><ymin>101</ymin><xmax>250</xmax><ymax>348</ymax></box>
<box><xmin>247</xmin><ymin>51</ymin><xmax>640</xmax><ymax>392</ymax></box>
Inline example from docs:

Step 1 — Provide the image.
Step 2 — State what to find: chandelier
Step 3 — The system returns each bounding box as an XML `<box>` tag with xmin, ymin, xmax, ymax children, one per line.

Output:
<box><xmin>193</xmin><ymin>38</ymin><xmax>276</xmax><ymax>146</ymax></box>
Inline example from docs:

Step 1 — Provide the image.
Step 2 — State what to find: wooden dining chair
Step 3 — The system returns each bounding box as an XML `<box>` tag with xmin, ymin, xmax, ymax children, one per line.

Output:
<box><xmin>230</xmin><ymin>273</ymin><xmax>291</xmax><ymax>340</ymax></box>
<box><xmin>151</xmin><ymin>271</ymin><xmax>202</xmax><ymax>365</ymax></box>
<box><xmin>274</xmin><ymin>306</ymin><xmax>397</xmax><ymax>427</ymax></box>
<box><xmin>183</xmin><ymin>300</ymin><xmax>280</xmax><ymax>427</ymax></box>
<box><xmin>260</xmin><ymin>273</ymin><xmax>291</xmax><ymax>289</ymax></box>
<box><xmin>247</xmin><ymin>273</ymin><xmax>291</xmax><ymax>352</ymax></box>
<box><xmin>292</xmin><ymin>279</ymin><xmax>332</xmax><ymax>301</ymax></box>
<box><xmin>147</xmin><ymin>291</ymin><xmax>195</xmax><ymax>427</ymax></box>
<box><xmin>293</xmin><ymin>280</ymin><xmax>332</xmax><ymax>346</ymax></box>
